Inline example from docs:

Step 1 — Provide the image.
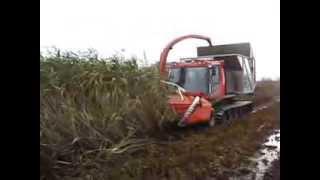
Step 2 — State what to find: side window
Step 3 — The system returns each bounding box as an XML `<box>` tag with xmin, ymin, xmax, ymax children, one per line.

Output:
<box><xmin>168</xmin><ymin>68</ymin><xmax>180</xmax><ymax>84</ymax></box>
<box><xmin>211</xmin><ymin>66</ymin><xmax>220</xmax><ymax>93</ymax></box>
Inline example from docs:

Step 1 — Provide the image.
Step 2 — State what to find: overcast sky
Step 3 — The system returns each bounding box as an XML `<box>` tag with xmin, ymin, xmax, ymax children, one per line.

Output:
<box><xmin>40</xmin><ymin>0</ymin><xmax>280</xmax><ymax>80</ymax></box>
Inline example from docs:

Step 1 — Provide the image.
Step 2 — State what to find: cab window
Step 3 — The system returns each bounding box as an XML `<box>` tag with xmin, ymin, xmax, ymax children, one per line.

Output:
<box><xmin>210</xmin><ymin>66</ymin><xmax>220</xmax><ymax>93</ymax></box>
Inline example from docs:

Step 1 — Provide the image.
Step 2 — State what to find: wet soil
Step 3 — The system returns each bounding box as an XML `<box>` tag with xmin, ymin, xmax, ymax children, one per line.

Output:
<box><xmin>76</xmin><ymin>98</ymin><xmax>279</xmax><ymax>180</ymax></box>
<box><xmin>115</xmin><ymin>101</ymin><xmax>280</xmax><ymax>180</ymax></box>
<box><xmin>263</xmin><ymin>158</ymin><xmax>280</xmax><ymax>180</ymax></box>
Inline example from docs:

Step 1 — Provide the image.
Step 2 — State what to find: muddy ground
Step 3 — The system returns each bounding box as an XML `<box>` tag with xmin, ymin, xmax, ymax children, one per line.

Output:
<box><xmin>80</xmin><ymin>99</ymin><xmax>279</xmax><ymax>180</ymax></box>
<box><xmin>45</xmin><ymin>80</ymin><xmax>280</xmax><ymax>180</ymax></box>
<box><xmin>139</xmin><ymin>101</ymin><xmax>280</xmax><ymax>180</ymax></box>
<box><xmin>263</xmin><ymin>158</ymin><xmax>280</xmax><ymax>180</ymax></box>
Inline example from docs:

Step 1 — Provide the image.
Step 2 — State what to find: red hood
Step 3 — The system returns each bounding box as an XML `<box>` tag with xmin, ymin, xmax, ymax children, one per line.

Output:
<box><xmin>168</xmin><ymin>94</ymin><xmax>193</xmax><ymax>114</ymax></box>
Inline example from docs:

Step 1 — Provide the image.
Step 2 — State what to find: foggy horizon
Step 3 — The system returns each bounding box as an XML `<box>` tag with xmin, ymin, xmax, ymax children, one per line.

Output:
<box><xmin>41</xmin><ymin>0</ymin><xmax>280</xmax><ymax>80</ymax></box>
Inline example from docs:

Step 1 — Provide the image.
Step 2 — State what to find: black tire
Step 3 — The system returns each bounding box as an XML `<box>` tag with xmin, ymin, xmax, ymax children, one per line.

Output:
<box><xmin>225</xmin><ymin>110</ymin><xmax>233</xmax><ymax>122</ymax></box>
<box><xmin>237</xmin><ymin>109</ymin><xmax>241</xmax><ymax>119</ymax></box>
<box><xmin>221</xmin><ymin>113</ymin><xmax>227</xmax><ymax>122</ymax></box>
<box><xmin>232</xmin><ymin>109</ymin><xmax>238</xmax><ymax>120</ymax></box>
<box><xmin>223</xmin><ymin>111</ymin><xmax>232</xmax><ymax>126</ymax></box>
<box><xmin>235</xmin><ymin>108</ymin><xmax>241</xmax><ymax>119</ymax></box>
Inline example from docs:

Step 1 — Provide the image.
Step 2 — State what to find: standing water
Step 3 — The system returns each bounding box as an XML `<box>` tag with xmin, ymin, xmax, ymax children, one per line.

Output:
<box><xmin>228</xmin><ymin>129</ymin><xmax>280</xmax><ymax>180</ymax></box>
<box><xmin>233</xmin><ymin>97</ymin><xmax>280</xmax><ymax>179</ymax></box>
<box><xmin>252</xmin><ymin>129</ymin><xmax>280</xmax><ymax>180</ymax></box>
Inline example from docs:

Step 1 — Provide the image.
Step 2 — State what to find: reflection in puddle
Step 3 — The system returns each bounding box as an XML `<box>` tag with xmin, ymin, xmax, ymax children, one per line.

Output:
<box><xmin>227</xmin><ymin>130</ymin><xmax>280</xmax><ymax>180</ymax></box>
<box><xmin>251</xmin><ymin>129</ymin><xmax>280</xmax><ymax>180</ymax></box>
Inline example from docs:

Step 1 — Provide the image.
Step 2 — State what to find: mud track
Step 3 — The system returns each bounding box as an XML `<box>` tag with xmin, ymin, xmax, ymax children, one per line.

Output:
<box><xmin>103</xmin><ymin>98</ymin><xmax>280</xmax><ymax>180</ymax></box>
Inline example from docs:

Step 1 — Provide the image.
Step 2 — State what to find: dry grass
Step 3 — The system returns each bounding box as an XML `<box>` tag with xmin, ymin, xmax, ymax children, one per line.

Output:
<box><xmin>254</xmin><ymin>79</ymin><xmax>280</xmax><ymax>106</ymax></box>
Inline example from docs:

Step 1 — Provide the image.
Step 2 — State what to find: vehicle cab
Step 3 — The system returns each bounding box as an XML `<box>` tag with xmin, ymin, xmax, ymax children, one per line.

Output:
<box><xmin>166</xmin><ymin>57</ymin><xmax>226</xmax><ymax>100</ymax></box>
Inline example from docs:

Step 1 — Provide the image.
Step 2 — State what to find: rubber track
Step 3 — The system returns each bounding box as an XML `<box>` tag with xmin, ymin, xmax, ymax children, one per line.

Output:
<box><xmin>215</xmin><ymin>101</ymin><xmax>253</xmax><ymax>124</ymax></box>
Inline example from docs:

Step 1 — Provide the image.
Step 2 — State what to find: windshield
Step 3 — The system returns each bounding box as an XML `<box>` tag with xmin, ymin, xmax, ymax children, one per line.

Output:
<box><xmin>169</xmin><ymin>67</ymin><xmax>209</xmax><ymax>94</ymax></box>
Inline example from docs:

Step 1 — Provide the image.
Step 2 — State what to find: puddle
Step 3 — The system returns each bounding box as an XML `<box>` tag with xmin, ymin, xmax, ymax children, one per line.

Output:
<box><xmin>227</xmin><ymin>129</ymin><xmax>280</xmax><ymax>180</ymax></box>
<box><xmin>229</xmin><ymin>98</ymin><xmax>280</xmax><ymax>179</ymax></box>
<box><xmin>252</xmin><ymin>129</ymin><xmax>280</xmax><ymax>180</ymax></box>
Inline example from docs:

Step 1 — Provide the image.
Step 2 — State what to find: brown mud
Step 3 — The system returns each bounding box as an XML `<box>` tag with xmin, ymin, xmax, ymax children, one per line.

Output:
<box><xmin>263</xmin><ymin>158</ymin><xmax>280</xmax><ymax>180</ymax></box>
<box><xmin>93</xmin><ymin>98</ymin><xmax>280</xmax><ymax>180</ymax></box>
<box><xmin>139</xmin><ymin>101</ymin><xmax>280</xmax><ymax>180</ymax></box>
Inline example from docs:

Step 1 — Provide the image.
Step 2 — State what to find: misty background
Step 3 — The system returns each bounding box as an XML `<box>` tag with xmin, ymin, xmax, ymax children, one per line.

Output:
<box><xmin>40</xmin><ymin>0</ymin><xmax>279</xmax><ymax>80</ymax></box>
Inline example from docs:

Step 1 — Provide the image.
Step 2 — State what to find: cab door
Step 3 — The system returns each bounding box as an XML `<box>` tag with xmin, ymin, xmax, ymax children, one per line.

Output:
<box><xmin>209</xmin><ymin>65</ymin><xmax>224</xmax><ymax>99</ymax></box>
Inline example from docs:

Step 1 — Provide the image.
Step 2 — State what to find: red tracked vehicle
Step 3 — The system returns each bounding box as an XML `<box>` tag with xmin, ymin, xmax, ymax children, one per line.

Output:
<box><xmin>160</xmin><ymin>35</ymin><xmax>256</xmax><ymax>127</ymax></box>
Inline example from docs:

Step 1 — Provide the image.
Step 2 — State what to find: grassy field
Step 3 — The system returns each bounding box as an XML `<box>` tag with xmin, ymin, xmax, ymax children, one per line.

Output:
<box><xmin>40</xmin><ymin>50</ymin><xmax>280</xmax><ymax>180</ymax></box>
<box><xmin>40</xmin><ymin>51</ymin><xmax>179</xmax><ymax>179</ymax></box>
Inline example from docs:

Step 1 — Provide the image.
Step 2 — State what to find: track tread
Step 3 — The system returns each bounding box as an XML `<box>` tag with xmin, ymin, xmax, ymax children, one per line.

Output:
<box><xmin>215</xmin><ymin>101</ymin><xmax>253</xmax><ymax>124</ymax></box>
